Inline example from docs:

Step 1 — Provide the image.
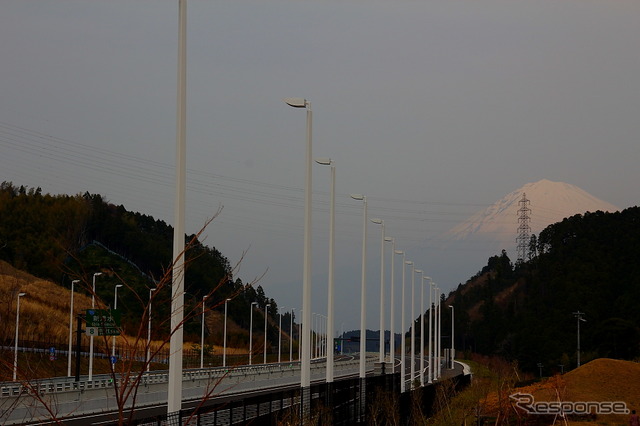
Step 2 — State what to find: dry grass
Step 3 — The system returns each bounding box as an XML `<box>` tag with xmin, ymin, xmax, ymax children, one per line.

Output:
<box><xmin>0</xmin><ymin>260</ymin><xmax>94</xmax><ymax>343</ymax></box>
<box><xmin>483</xmin><ymin>358</ymin><xmax>640</xmax><ymax>425</ymax></box>
<box><xmin>0</xmin><ymin>260</ymin><xmax>248</xmax><ymax>361</ymax></box>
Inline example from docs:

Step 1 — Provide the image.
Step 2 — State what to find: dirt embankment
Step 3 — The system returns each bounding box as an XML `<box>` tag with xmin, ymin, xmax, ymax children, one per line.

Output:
<box><xmin>484</xmin><ymin>358</ymin><xmax>640</xmax><ymax>425</ymax></box>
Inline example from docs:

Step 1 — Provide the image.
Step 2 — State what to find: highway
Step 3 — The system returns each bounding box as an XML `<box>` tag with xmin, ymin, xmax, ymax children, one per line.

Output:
<box><xmin>1</xmin><ymin>354</ymin><xmax>370</xmax><ymax>425</ymax></box>
<box><xmin>0</xmin><ymin>354</ymin><xmax>464</xmax><ymax>425</ymax></box>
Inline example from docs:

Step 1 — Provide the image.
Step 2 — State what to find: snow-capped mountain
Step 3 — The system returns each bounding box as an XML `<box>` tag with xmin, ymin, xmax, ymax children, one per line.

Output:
<box><xmin>449</xmin><ymin>179</ymin><xmax>619</xmax><ymax>245</ymax></box>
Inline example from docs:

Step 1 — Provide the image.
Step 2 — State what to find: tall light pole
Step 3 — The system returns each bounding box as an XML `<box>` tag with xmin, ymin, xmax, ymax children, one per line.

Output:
<box><xmin>311</xmin><ymin>312</ymin><xmax>320</xmax><ymax>359</ymax></box>
<box><xmin>200</xmin><ymin>295</ymin><xmax>208</xmax><ymax>369</ymax></box>
<box><xmin>290</xmin><ymin>308</ymin><xmax>294</xmax><ymax>362</ymax></box>
<box><xmin>436</xmin><ymin>286</ymin><xmax>441</xmax><ymax>379</ymax></box>
<box><xmin>223</xmin><ymin>298</ymin><xmax>230</xmax><ymax>367</ymax></box>
<box><xmin>371</xmin><ymin>218</ymin><xmax>386</xmax><ymax>364</ymax></box>
<box><xmin>298</xmin><ymin>309</ymin><xmax>303</xmax><ymax>361</ymax></box>
<box><xmin>405</xmin><ymin>260</ymin><xmax>414</xmax><ymax>389</ymax></box>
<box><xmin>68</xmin><ymin>280</ymin><xmax>80</xmax><ymax>377</ymax></box>
<box><xmin>395</xmin><ymin>250</ymin><xmax>406</xmax><ymax>392</ymax></box>
<box><xmin>350</xmin><ymin>194</ymin><xmax>367</xmax><ymax>380</ymax></box>
<box><xmin>412</xmin><ymin>267</ymin><xmax>421</xmax><ymax>388</ymax></box>
<box><xmin>249</xmin><ymin>302</ymin><xmax>258</xmax><ymax>365</ymax></box>
<box><xmin>147</xmin><ymin>288</ymin><xmax>156</xmax><ymax>372</ymax></box>
<box><xmin>316</xmin><ymin>157</ymin><xmax>335</xmax><ymax>383</ymax></box>
<box><xmin>433</xmin><ymin>285</ymin><xmax>438</xmax><ymax>380</ymax></box>
<box><xmin>449</xmin><ymin>305</ymin><xmax>454</xmax><ymax>369</ymax></box>
<box><xmin>283</xmin><ymin>97</ymin><xmax>312</xmax><ymax>410</ymax></box>
<box><xmin>278</xmin><ymin>306</ymin><xmax>285</xmax><ymax>363</ymax></box>
<box><xmin>13</xmin><ymin>292</ymin><xmax>26</xmax><ymax>381</ymax></box>
<box><xmin>385</xmin><ymin>237</ymin><xmax>395</xmax><ymax>371</ymax></box>
<box><xmin>420</xmin><ymin>275</ymin><xmax>431</xmax><ymax>386</ymax></box>
<box><xmin>573</xmin><ymin>311</ymin><xmax>586</xmax><ymax>367</ymax></box>
<box><xmin>112</xmin><ymin>284</ymin><xmax>123</xmax><ymax>358</ymax></box>
<box><xmin>88</xmin><ymin>272</ymin><xmax>102</xmax><ymax>381</ymax></box>
<box><xmin>264</xmin><ymin>304</ymin><xmax>271</xmax><ymax>364</ymax></box>
<box><xmin>168</xmin><ymin>0</ymin><xmax>188</xmax><ymax>415</ymax></box>
<box><xmin>428</xmin><ymin>281</ymin><xmax>435</xmax><ymax>383</ymax></box>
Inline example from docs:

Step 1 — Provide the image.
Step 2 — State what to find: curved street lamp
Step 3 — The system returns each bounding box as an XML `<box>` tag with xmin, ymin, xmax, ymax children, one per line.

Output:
<box><xmin>68</xmin><ymin>280</ymin><xmax>80</xmax><ymax>377</ymax></box>
<box><xmin>278</xmin><ymin>306</ymin><xmax>285</xmax><ymax>363</ymax></box>
<box><xmin>436</xmin><ymin>286</ymin><xmax>441</xmax><ymax>379</ymax></box>
<box><xmin>13</xmin><ymin>292</ymin><xmax>26</xmax><ymax>381</ymax></box>
<box><xmin>405</xmin><ymin>260</ymin><xmax>414</xmax><ymax>389</ymax></box>
<box><xmin>264</xmin><ymin>304</ymin><xmax>271</xmax><ymax>364</ymax></box>
<box><xmin>420</xmin><ymin>275</ymin><xmax>432</xmax><ymax>385</ymax></box>
<box><xmin>249</xmin><ymin>302</ymin><xmax>258</xmax><ymax>365</ymax></box>
<box><xmin>316</xmin><ymin>157</ymin><xmax>336</xmax><ymax>383</ymax></box>
<box><xmin>112</xmin><ymin>284</ymin><xmax>123</xmax><ymax>358</ymax></box>
<box><xmin>88</xmin><ymin>272</ymin><xmax>102</xmax><ymax>381</ymax></box>
<box><xmin>429</xmin><ymin>281</ymin><xmax>435</xmax><ymax>383</ymax></box>
<box><xmin>371</xmin><ymin>218</ymin><xmax>385</xmax><ymax>364</ymax></box>
<box><xmin>200</xmin><ymin>295</ymin><xmax>208</xmax><ymax>369</ymax></box>
<box><xmin>350</xmin><ymin>194</ymin><xmax>367</xmax><ymax>380</ymax></box>
<box><xmin>412</xmin><ymin>268</ymin><xmax>422</xmax><ymax>388</ymax></box>
<box><xmin>147</xmin><ymin>287</ymin><xmax>157</xmax><ymax>372</ymax></box>
<box><xmin>385</xmin><ymin>237</ymin><xmax>395</xmax><ymax>372</ymax></box>
<box><xmin>283</xmin><ymin>97</ymin><xmax>312</xmax><ymax>391</ymax></box>
<box><xmin>449</xmin><ymin>305</ymin><xmax>454</xmax><ymax>369</ymax></box>
<box><xmin>395</xmin><ymin>250</ymin><xmax>406</xmax><ymax>392</ymax></box>
<box><xmin>223</xmin><ymin>298</ymin><xmax>231</xmax><ymax>367</ymax></box>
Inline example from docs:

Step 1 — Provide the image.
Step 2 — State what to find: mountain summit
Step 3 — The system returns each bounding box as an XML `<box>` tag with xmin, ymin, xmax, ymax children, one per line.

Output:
<box><xmin>448</xmin><ymin>179</ymin><xmax>619</xmax><ymax>246</ymax></box>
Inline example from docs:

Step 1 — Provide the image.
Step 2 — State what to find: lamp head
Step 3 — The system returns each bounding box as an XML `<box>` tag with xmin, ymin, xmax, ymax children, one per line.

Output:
<box><xmin>315</xmin><ymin>157</ymin><xmax>332</xmax><ymax>166</ymax></box>
<box><xmin>415</xmin><ymin>269</ymin><xmax>423</xmax><ymax>274</ymax></box>
<box><xmin>370</xmin><ymin>218</ymin><xmax>383</xmax><ymax>225</ymax></box>
<box><xmin>283</xmin><ymin>97</ymin><xmax>307</xmax><ymax>108</ymax></box>
<box><xmin>94</xmin><ymin>272</ymin><xmax>102</xmax><ymax>277</ymax></box>
<box><xmin>394</xmin><ymin>250</ymin><xmax>404</xmax><ymax>255</ymax></box>
<box><xmin>115</xmin><ymin>284</ymin><xmax>123</xmax><ymax>289</ymax></box>
<box><xmin>18</xmin><ymin>292</ymin><xmax>26</xmax><ymax>297</ymax></box>
<box><xmin>405</xmin><ymin>260</ymin><xmax>413</xmax><ymax>265</ymax></box>
<box><xmin>350</xmin><ymin>194</ymin><xmax>365</xmax><ymax>201</ymax></box>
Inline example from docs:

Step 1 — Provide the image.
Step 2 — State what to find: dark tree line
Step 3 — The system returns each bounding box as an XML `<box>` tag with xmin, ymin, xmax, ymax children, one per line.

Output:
<box><xmin>449</xmin><ymin>206</ymin><xmax>640</xmax><ymax>374</ymax></box>
<box><xmin>0</xmin><ymin>182</ymin><xmax>281</xmax><ymax>343</ymax></box>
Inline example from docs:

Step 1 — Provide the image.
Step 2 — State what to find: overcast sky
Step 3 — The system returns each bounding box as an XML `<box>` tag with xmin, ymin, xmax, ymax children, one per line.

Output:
<box><xmin>1</xmin><ymin>0</ymin><xmax>639</xmax><ymax>331</ymax></box>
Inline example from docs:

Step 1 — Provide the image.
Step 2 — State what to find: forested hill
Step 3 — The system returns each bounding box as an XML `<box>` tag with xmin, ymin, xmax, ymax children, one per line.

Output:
<box><xmin>0</xmin><ymin>182</ymin><xmax>279</xmax><ymax>340</ymax></box>
<box><xmin>449</xmin><ymin>206</ymin><xmax>640</xmax><ymax>373</ymax></box>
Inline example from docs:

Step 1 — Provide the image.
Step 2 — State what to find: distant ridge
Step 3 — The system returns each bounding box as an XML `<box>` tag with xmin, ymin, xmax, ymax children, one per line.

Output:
<box><xmin>448</xmin><ymin>179</ymin><xmax>619</xmax><ymax>245</ymax></box>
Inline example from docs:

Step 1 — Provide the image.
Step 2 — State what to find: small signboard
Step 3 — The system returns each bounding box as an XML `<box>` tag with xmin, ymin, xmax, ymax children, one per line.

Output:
<box><xmin>85</xmin><ymin>309</ymin><xmax>121</xmax><ymax>336</ymax></box>
<box><xmin>49</xmin><ymin>347</ymin><xmax>56</xmax><ymax>361</ymax></box>
<box><xmin>86</xmin><ymin>326</ymin><xmax>121</xmax><ymax>336</ymax></box>
<box><xmin>110</xmin><ymin>355</ymin><xmax>117</xmax><ymax>365</ymax></box>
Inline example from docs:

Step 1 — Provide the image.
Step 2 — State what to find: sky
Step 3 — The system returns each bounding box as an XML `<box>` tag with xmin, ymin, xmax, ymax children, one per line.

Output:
<box><xmin>1</xmin><ymin>0</ymin><xmax>639</xmax><ymax>333</ymax></box>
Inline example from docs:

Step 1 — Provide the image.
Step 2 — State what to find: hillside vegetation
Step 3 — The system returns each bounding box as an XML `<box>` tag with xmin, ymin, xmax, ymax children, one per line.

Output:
<box><xmin>445</xmin><ymin>206</ymin><xmax>640</xmax><ymax>373</ymax></box>
<box><xmin>0</xmin><ymin>182</ymin><xmax>290</xmax><ymax>349</ymax></box>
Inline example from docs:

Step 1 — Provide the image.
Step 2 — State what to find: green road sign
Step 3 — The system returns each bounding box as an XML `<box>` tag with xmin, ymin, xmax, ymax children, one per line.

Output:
<box><xmin>85</xmin><ymin>309</ymin><xmax>121</xmax><ymax>335</ymax></box>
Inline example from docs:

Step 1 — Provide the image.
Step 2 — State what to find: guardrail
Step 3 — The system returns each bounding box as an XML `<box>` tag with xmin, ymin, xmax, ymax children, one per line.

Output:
<box><xmin>0</xmin><ymin>355</ymin><xmax>375</xmax><ymax>425</ymax></box>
